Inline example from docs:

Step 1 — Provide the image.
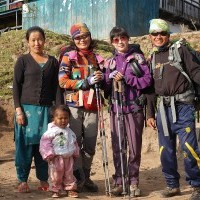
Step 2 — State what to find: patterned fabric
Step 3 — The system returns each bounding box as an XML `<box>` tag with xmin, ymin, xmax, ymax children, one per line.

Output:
<box><xmin>59</xmin><ymin>50</ymin><xmax>100</xmax><ymax>90</ymax></box>
<box><xmin>14</xmin><ymin>104</ymin><xmax>50</xmax><ymax>145</ymax></box>
<box><xmin>39</xmin><ymin>63</ymin><xmax>46</xmax><ymax>68</ymax></box>
<box><xmin>149</xmin><ymin>18</ymin><xmax>170</xmax><ymax>33</ymax></box>
<box><xmin>70</xmin><ymin>23</ymin><xmax>90</xmax><ymax>39</ymax></box>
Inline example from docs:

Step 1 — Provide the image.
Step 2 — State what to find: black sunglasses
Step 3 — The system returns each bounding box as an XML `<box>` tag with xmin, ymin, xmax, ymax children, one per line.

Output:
<box><xmin>151</xmin><ymin>31</ymin><xmax>168</xmax><ymax>36</ymax></box>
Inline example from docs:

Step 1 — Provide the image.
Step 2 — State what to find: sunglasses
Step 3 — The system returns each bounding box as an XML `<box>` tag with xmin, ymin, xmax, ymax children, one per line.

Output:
<box><xmin>151</xmin><ymin>31</ymin><xmax>168</xmax><ymax>36</ymax></box>
<box><xmin>112</xmin><ymin>36</ymin><xmax>127</xmax><ymax>44</ymax></box>
<box><xmin>74</xmin><ymin>34</ymin><xmax>90</xmax><ymax>41</ymax></box>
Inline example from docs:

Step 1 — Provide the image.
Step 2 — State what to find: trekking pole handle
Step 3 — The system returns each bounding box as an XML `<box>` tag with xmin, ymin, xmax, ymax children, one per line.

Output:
<box><xmin>114</xmin><ymin>80</ymin><xmax>122</xmax><ymax>93</ymax></box>
<box><xmin>95</xmin><ymin>83</ymin><xmax>100</xmax><ymax>89</ymax></box>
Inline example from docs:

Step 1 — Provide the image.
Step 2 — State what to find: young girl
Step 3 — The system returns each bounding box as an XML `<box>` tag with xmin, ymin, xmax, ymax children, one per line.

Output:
<box><xmin>40</xmin><ymin>105</ymin><xmax>79</xmax><ymax>198</ymax></box>
<box><xmin>103</xmin><ymin>27</ymin><xmax>152</xmax><ymax>197</ymax></box>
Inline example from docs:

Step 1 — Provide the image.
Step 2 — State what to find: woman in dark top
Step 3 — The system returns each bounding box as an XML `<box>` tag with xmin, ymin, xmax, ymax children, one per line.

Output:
<box><xmin>13</xmin><ymin>26</ymin><xmax>60</xmax><ymax>193</ymax></box>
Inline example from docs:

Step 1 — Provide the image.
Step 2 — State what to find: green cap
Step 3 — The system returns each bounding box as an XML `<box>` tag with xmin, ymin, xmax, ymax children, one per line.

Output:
<box><xmin>149</xmin><ymin>19</ymin><xmax>170</xmax><ymax>34</ymax></box>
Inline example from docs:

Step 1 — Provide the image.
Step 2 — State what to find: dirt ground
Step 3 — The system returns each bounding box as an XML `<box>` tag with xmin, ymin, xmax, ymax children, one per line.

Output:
<box><xmin>0</xmin><ymin>111</ymin><xmax>194</xmax><ymax>200</ymax></box>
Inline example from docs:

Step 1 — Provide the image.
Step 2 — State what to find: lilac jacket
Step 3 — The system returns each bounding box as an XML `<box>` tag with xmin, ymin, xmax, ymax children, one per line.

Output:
<box><xmin>39</xmin><ymin>122</ymin><xmax>79</xmax><ymax>160</ymax></box>
<box><xmin>103</xmin><ymin>47</ymin><xmax>152</xmax><ymax>113</ymax></box>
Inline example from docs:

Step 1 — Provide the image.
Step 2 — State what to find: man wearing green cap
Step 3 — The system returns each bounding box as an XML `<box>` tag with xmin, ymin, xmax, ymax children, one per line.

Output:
<box><xmin>146</xmin><ymin>18</ymin><xmax>200</xmax><ymax>200</ymax></box>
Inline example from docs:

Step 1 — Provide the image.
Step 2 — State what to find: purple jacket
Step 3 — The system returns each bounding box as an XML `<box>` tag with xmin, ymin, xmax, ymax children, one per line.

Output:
<box><xmin>103</xmin><ymin>47</ymin><xmax>152</xmax><ymax>113</ymax></box>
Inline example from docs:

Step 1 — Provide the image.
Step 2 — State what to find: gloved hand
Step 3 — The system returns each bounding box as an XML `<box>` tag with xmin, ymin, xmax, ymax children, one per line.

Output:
<box><xmin>109</xmin><ymin>70</ymin><xmax>118</xmax><ymax>79</ymax></box>
<box><xmin>87</xmin><ymin>75</ymin><xmax>98</xmax><ymax>85</ymax></box>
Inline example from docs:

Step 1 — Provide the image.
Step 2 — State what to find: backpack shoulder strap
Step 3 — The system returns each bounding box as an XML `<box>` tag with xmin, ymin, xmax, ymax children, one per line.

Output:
<box><xmin>130</xmin><ymin>61</ymin><xmax>142</xmax><ymax>77</ymax></box>
<box><xmin>169</xmin><ymin>43</ymin><xmax>192</xmax><ymax>84</ymax></box>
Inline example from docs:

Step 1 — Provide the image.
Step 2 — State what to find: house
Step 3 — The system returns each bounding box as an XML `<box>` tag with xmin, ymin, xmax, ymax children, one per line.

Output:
<box><xmin>0</xmin><ymin>0</ymin><xmax>200</xmax><ymax>38</ymax></box>
<box><xmin>0</xmin><ymin>0</ymin><xmax>24</xmax><ymax>32</ymax></box>
<box><xmin>21</xmin><ymin>0</ymin><xmax>159</xmax><ymax>39</ymax></box>
<box><xmin>159</xmin><ymin>0</ymin><xmax>200</xmax><ymax>32</ymax></box>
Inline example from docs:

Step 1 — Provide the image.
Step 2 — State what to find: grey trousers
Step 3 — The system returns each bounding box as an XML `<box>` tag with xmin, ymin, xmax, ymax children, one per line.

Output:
<box><xmin>69</xmin><ymin>107</ymin><xmax>98</xmax><ymax>181</ymax></box>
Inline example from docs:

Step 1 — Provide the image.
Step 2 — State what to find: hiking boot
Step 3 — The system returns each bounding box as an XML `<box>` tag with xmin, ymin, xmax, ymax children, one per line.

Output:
<box><xmin>189</xmin><ymin>187</ymin><xmax>200</xmax><ymax>200</ymax></box>
<box><xmin>111</xmin><ymin>184</ymin><xmax>123</xmax><ymax>196</ymax></box>
<box><xmin>130</xmin><ymin>185</ymin><xmax>141</xmax><ymax>197</ymax></box>
<box><xmin>161</xmin><ymin>187</ymin><xmax>181</xmax><ymax>198</ymax></box>
<box><xmin>76</xmin><ymin>181</ymin><xmax>85</xmax><ymax>193</ymax></box>
<box><xmin>84</xmin><ymin>178</ymin><xmax>98</xmax><ymax>192</ymax></box>
<box><xmin>73</xmin><ymin>169</ymin><xmax>85</xmax><ymax>193</ymax></box>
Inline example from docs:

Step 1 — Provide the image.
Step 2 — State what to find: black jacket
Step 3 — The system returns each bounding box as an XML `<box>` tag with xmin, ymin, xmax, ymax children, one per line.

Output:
<box><xmin>146</xmin><ymin>45</ymin><xmax>200</xmax><ymax>118</ymax></box>
<box><xmin>13</xmin><ymin>53</ymin><xmax>61</xmax><ymax>108</ymax></box>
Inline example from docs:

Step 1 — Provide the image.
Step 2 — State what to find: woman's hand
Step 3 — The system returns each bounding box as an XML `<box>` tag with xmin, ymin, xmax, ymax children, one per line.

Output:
<box><xmin>94</xmin><ymin>70</ymin><xmax>104</xmax><ymax>82</ymax></box>
<box><xmin>15</xmin><ymin>107</ymin><xmax>25</xmax><ymax>126</ymax></box>
<box><xmin>87</xmin><ymin>70</ymin><xmax>104</xmax><ymax>85</ymax></box>
<box><xmin>147</xmin><ymin>118</ymin><xmax>157</xmax><ymax>130</ymax></box>
<box><xmin>113</xmin><ymin>71</ymin><xmax>123</xmax><ymax>82</ymax></box>
<box><xmin>109</xmin><ymin>70</ymin><xmax>123</xmax><ymax>81</ymax></box>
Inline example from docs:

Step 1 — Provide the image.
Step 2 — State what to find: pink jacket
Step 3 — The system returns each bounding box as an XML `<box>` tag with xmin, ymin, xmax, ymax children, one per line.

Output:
<box><xmin>39</xmin><ymin>122</ymin><xmax>79</xmax><ymax>160</ymax></box>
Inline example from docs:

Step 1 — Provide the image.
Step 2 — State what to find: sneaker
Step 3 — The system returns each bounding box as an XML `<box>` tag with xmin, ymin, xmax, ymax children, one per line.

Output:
<box><xmin>189</xmin><ymin>187</ymin><xmax>200</xmax><ymax>200</ymax></box>
<box><xmin>67</xmin><ymin>190</ymin><xmax>78</xmax><ymax>198</ymax></box>
<box><xmin>111</xmin><ymin>184</ymin><xmax>123</xmax><ymax>196</ymax></box>
<box><xmin>84</xmin><ymin>178</ymin><xmax>98</xmax><ymax>192</ymax></box>
<box><xmin>52</xmin><ymin>192</ymin><xmax>61</xmax><ymax>198</ymax></box>
<box><xmin>130</xmin><ymin>185</ymin><xmax>141</xmax><ymax>197</ymax></box>
<box><xmin>161</xmin><ymin>187</ymin><xmax>181</xmax><ymax>198</ymax></box>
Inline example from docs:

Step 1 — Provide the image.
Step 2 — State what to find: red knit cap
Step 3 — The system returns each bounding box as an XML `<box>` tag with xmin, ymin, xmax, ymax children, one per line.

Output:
<box><xmin>70</xmin><ymin>23</ymin><xmax>90</xmax><ymax>39</ymax></box>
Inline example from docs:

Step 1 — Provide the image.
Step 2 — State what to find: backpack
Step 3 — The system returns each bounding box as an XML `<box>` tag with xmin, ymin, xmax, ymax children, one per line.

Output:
<box><xmin>58</xmin><ymin>46</ymin><xmax>74</xmax><ymax>65</ymax></box>
<box><xmin>169</xmin><ymin>38</ymin><xmax>200</xmax><ymax>109</ymax></box>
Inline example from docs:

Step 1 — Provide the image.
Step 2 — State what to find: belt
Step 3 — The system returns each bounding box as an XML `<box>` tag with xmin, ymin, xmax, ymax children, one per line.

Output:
<box><xmin>159</xmin><ymin>89</ymin><xmax>195</xmax><ymax>137</ymax></box>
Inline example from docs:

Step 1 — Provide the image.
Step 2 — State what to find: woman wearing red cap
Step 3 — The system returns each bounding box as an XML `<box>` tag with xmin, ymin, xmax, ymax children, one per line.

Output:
<box><xmin>58</xmin><ymin>23</ymin><xmax>104</xmax><ymax>193</ymax></box>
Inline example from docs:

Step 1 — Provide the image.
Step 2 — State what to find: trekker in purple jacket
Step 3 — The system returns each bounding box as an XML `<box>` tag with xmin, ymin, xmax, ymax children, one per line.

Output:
<box><xmin>103</xmin><ymin>27</ymin><xmax>152</xmax><ymax>197</ymax></box>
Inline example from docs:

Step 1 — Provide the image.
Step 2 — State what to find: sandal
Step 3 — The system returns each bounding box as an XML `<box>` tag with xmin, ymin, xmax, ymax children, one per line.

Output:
<box><xmin>38</xmin><ymin>181</ymin><xmax>49</xmax><ymax>191</ymax></box>
<box><xmin>18</xmin><ymin>182</ymin><xmax>30</xmax><ymax>193</ymax></box>
<box><xmin>67</xmin><ymin>190</ymin><xmax>78</xmax><ymax>198</ymax></box>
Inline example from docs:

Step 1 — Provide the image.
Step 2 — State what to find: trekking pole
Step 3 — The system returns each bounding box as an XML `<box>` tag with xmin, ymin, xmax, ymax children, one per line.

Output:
<box><xmin>114</xmin><ymin>80</ymin><xmax>127</xmax><ymax>196</ymax></box>
<box><xmin>95</xmin><ymin>83</ymin><xmax>111</xmax><ymax>196</ymax></box>
<box><xmin>117</xmin><ymin>81</ymin><xmax>130</xmax><ymax>198</ymax></box>
<box><xmin>144</xmin><ymin>104</ymin><xmax>147</xmax><ymax>127</ymax></box>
